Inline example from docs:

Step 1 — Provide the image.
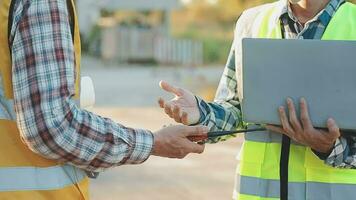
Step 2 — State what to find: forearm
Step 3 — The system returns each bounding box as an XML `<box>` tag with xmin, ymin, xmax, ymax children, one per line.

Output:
<box><xmin>15</xmin><ymin>97</ymin><xmax>153</xmax><ymax>172</ymax></box>
<box><xmin>11</xmin><ymin>0</ymin><xmax>153</xmax><ymax>172</ymax></box>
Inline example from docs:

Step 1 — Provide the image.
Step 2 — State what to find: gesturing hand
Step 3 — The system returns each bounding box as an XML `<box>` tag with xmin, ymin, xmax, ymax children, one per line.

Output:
<box><xmin>158</xmin><ymin>81</ymin><xmax>201</xmax><ymax>125</ymax></box>
<box><xmin>266</xmin><ymin>98</ymin><xmax>340</xmax><ymax>153</ymax></box>
<box><xmin>152</xmin><ymin>125</ymin><xmax>208</xmax><ymax>159</ymax></box>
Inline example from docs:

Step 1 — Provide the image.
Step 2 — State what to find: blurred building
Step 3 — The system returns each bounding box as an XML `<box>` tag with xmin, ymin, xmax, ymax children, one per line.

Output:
<box><xmin>77</xmin><ymin>0</ymin><xmax>203</xmax><ymax>66</ymax></box>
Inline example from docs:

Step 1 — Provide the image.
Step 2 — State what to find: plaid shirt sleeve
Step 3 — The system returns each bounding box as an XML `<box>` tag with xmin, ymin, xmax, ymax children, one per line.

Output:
<box><xmin>194</xmin><ymin>12</ymin><xmax>255</xmax><ymax>144</ymax></box>
<box><xmin>324</xmin><ymin>137</ymin><xmax>356</xmax><ymax>168</ymax></box>
<box><xmin>195</xmin><ymin>41</ymin><xmax>244</xmax><ymax>144</ymax></box>
<box><xmin>10</xmin><ymin>0</ymin><xmax>153</xmax><ymax>172</ymax></box>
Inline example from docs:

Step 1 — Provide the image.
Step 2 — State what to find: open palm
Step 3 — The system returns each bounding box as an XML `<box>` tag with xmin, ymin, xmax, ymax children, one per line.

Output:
<box><xmin>158</xmin><ymin>81</ymin><xmax>200</xmax><ymax>125</ymax></box>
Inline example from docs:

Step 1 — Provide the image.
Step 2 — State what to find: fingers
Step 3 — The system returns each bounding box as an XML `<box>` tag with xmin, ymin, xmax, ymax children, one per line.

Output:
<box><xmin>300</xmin><ymin>98</ymin><xmax>313</xmax><ymax>129</ymax></box>
<box><xmin>159</xmin><ymin>80</ymin><xmax>183</xmax><ymax>96</ymax></box>
<box><xmin>187</xmin><ymin>135</ymin><xmax>207</xmax><ymax>142</ymax></box>
<box><xmin>177</xmin><ymin>142</ymin><xmax>205</xmax><ymax>159</ymax></box>
<box><xmin>158</xmin><ymin>98</ymin><xmax>165</xmax><ymax>108</ymax></box>
<box><xmin>279</xmin><ymin>106</ymin><xmax>294</xmax><ymax>136</ymax></box>
<box><xmin>172</xmin><ymin>106</ymin><xmax>182</xmax><ymax>123</ymax></box>
<box><xmin>158</xmin><ymin>98</ymin><xmax>177</xmax><ymax>119</ymax></box>
<box><xmin>164</xmin><ymin>103</ymin><xmax>173</xmax><ymax>118</ymax></box>
<box><xmin>181</xmin><ymin>112</ymin><xmax>189</xmax><ymax>125</ymax></box>
<box><xmin>159</xmin><ymin>98</ymin><xmax>186</xmax><ymax>123</ymax></box>
<box><xmin>287</xmin><ymin>98</ymin><xmax>302</xmax><ymax>132</ymax></box>
<box><xmin>182</xmin><ymin>125</ymin><xmax>209</xmax><ymax>137</ymax></box>
<box><xmin>327</xmin><ymin>118</ymin><xmax>340</xmax><ymax>139</ymax></box>
<box><xmin>189</xmin><ymin>143</ymin><xmax>205</xmax><ymax>154</ymax></box>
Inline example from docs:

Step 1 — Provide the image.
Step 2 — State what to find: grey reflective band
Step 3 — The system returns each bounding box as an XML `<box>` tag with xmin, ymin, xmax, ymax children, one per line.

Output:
<box><xmin>0</xmin><ymin>74</ymin><xmax>16</xmax><ymax>121</ymax></box>
<box><xmin>0</xmin><ymin>165</ymin><xmax>86</xmax><ymax>191</ymax></box>
<box><xmin>238</xmin><ymin>175</ymin><xmax>356</xmax><ymax>200</ymax></box>
<box><xmin>245</xmin><ymin>129</ymin><xmax>303</xmax><ymax>146</ymax></box>
<box><xmin>0</xmin><ymin>96</ymin><xmax>15</xmax><ymax>121</ymax></box>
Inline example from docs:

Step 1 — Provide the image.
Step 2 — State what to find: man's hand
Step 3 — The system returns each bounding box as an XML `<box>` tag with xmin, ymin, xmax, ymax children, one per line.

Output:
<box><xmin>152</xmin><ymin>125</ymin><xmax>208</xmax><ymax>158</ymax></box>
<box><xmin>158</xmin><ymin>81</ymin><xmax>200</xmax><ymax>125</ymax></box>
<box><xmin>266</xmin><ymin>98</ymin><xmax>340</xmax><ymax>153</ymax></box>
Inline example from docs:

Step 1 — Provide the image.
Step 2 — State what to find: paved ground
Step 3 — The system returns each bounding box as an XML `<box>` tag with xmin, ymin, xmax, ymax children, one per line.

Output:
<box><xmin>81</xmin><ymin>56</ymin><xmax>244</xmax><ymax>200</ymax></box>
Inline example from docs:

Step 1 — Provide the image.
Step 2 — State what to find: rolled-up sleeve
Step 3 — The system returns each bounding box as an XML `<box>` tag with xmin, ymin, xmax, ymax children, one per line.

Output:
<box><xmin>10</xmin><ymin>0</ymin><xmax>153</xmax><ymax>172</ymax></box>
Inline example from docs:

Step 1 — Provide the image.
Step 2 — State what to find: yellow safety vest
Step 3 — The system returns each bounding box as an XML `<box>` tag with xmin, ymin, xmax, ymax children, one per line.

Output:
<box><xmin>0</xmin><ymin>0</ymin><xmax>88</xmax><ymax>199</ymax></box>
<box><xmin>237</xmin><ymin>2</ymin><xmax>356</xmax><ymax>200</ymax></box>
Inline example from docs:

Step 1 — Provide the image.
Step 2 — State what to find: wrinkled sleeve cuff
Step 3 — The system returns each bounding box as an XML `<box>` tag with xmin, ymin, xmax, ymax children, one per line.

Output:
<box><xmin>312</xmin><ymin>148</ymin><xmax>333</xmax><ymax>160</ymax></box>
<box><xmin>193</xmin><ymin>96</ymin><xmax>210</xmax><ymax>126</ymax></box>
<box><xmin>125</xmin><ymin>129</ymin><xmax>154</xmax><ymax>164</ymax></box>
<box><xmin>324</xmin><ymin>137</ymin><xmax>348</xmax><ymax>167</ymax></box>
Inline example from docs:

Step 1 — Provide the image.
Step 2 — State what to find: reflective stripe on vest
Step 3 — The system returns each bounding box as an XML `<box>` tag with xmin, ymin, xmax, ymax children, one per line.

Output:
<box><xmin>0</xmin><ymin>0</ymin><xmax>88</xmax><ymax>199</ymax></box>
<box><xmin>237</xmin><ymin>2</ymin><xmax>356</xmax><ymax>200</ymax></box>
<box><xmin>0</xmin><ymin>165</ymin><xmax>86</xmax><ymax>192</ymax></box>
<box><xmin>244</xmin><ymin>124</ymin><xmax>303</xmax><ymax>145</ymax></box>
<box><xmin>238</xmin><ymin>176</ymin><xmax>356</xmax><ymax>200</ymax></box>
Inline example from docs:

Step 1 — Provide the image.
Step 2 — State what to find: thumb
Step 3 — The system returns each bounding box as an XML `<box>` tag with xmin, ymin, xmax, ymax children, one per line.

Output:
<box><xmin>327</xmin><ymin>118</ymin><xmax>340</xmax><ymax>138</ymax></box>
<box><xmin>159</xmin><ymin>80</ymin><xmax>183</xmax><ymax>96</ymax></box>
<box><xmin>182</xmin><ymin>125</ymin><xmax>209</xmax><ymax>137</ymax></box>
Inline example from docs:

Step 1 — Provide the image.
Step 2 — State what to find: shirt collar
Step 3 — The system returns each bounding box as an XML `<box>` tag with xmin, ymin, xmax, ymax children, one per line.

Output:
<box><xmin>278</xmin><ymin>0</ymin><xmax>345</xmax><ymax>26</ymax></box>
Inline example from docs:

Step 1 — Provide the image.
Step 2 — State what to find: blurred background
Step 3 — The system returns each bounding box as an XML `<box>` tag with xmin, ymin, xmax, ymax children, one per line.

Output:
<box><xmin>75</xmin><ymin>0</ymin><xmax>356</xmax><ymax>199</ymax></box>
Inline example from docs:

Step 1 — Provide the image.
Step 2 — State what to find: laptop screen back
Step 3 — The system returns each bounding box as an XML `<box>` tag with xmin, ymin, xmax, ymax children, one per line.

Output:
<box><xmin>241</xmin><ymin>38</ymin><xmax>356</xmax><ymax>130</ymax></box>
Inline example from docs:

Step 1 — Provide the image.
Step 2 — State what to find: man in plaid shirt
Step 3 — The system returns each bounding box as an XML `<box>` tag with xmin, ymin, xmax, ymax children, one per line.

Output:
<box><xmin>160</xmin><ymin>0</ymin><xmax>356</xmax><ymax>197</ymax></box>
<box><xmin>9</xmin><ymin>0</ymin><xmax>208</xmax><ymax>173</ymax></box>
<box><xmin>160</xmin><ymin>0</ymin><xmax>353</xmax><ymax>167</ymax></box>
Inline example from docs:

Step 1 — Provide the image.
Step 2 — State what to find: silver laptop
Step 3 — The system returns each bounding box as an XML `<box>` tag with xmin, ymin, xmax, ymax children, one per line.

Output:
<box><xmin>241</xmin><ymin>38</ymin><xmax>356</xmax><ymax>130</ymax></box>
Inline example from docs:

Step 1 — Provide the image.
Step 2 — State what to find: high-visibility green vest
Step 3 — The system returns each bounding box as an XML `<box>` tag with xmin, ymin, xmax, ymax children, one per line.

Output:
<box><xmin>237</xmin><ymin>2</ymin><xmax>356</xmax><ymax>200</ymax></box>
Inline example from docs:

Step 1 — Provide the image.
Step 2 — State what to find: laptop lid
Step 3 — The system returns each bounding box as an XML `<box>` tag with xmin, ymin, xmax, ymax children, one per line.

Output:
<box><xmin>241</xmin><ymin>38</ymin><xmax>356</xmax><ymax>130</ymax></box>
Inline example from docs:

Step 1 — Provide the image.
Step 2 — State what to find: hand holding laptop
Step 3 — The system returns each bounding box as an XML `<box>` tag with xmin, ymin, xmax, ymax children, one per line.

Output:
<box><xmin>266</xmin><ymin>98</ymin><xmax>340</xmax><ymax>154</ymax></box>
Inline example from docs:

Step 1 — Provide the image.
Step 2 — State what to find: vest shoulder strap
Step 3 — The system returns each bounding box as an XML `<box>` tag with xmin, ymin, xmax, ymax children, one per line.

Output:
<box><xmin>250</xmin><ymin>2</ymin><xmax>283</xmax><ymax>38</ymax></box>
<box><xmin>7</xmin><ymin>0</ymin><xmax>15</xmax><ymax>44</ymax></box>
<box><xmin>255</xmin><ymin>2</ymin><xmax>356</xmax><ymax>40</ymax></box>
<box><xmin>322</xmin><ymin>2</ymin><xmax>356</xmax><ymax>40</ymax></box>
